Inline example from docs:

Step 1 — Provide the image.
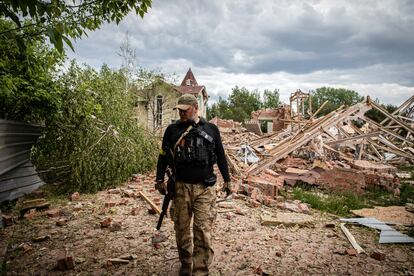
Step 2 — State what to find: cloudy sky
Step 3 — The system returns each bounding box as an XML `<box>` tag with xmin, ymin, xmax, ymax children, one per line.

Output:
<box><xmin>68</xmin><ymin>0</ymin><xmax>414</xmax><ymax>106</ymax></box>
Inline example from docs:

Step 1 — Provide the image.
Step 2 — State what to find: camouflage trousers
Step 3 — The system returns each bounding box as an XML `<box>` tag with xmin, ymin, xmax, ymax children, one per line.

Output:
<box><xmin>171</xmin><ymin>181</ymin><xmax>217</xmax><ymax>276</ymax></box>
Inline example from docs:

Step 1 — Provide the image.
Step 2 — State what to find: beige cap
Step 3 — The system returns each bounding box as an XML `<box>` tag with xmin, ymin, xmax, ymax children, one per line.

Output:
<box><xmin>173</xmin><ymin>94</ymin><xmax>198</xmax><ymax>110</ymax></box>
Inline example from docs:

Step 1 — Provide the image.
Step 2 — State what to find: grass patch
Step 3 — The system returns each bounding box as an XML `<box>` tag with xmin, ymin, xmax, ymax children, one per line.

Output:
<box><xmin>407</xmin><ymin>228</ymin><xmax>414</xmax><ymax>238</ymax></box>
<box><xmin>292</xmin><ymin>188</ymin><xmax>367</xmax><ymax>216</ymax></box>
<box><xmin>292</xmin><ymin>172</ymin><xmax>414</xmax><ymax>216</ymax></box>
<box><xmin>400</xmin><ymin>182</ymin><xmax>414</xmax><ymax>203</ymax></box>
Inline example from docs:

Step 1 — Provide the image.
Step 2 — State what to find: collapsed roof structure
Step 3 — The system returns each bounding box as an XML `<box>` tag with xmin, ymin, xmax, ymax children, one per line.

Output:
<box><xmin>215</xmin><ymin>94</ymin><xmax>414</xmax><ymax>202</ymax></box>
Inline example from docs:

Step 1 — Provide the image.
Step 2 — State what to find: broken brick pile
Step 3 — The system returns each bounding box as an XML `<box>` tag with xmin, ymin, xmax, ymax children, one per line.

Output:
<box><xmin>216</xmin><ymin>95</ymin><xmax>414</xmax><ymax>199</ymax></box>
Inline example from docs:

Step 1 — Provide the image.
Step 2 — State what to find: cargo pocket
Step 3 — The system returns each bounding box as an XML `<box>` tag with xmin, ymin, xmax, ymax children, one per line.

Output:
<box><xmin>208</xmin><ymin>186</ymin><xmax>217</xmax><ymax>223</ymax></box>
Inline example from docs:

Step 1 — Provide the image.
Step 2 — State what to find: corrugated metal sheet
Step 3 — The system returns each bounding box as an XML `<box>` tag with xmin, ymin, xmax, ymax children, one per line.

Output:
<box><xmin>0</xmin><ymin>119</ymin><xmax>44</xmax><ymax>202</ymax></box>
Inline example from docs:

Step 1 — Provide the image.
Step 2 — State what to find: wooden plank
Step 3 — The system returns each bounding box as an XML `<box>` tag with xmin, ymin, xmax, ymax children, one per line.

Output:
<box><xmin>363</xmin><ymin>116</ymin><xmax>413</xmax><ymax>146</ymax></box>
<box><xmin>139</xmin><ymin>191</ymin><xmax>161</xmax><ymax>215</ymax></box>
<box><xmin>358</xmin><ymin>143</ymin><xmax>364</xmax><ymax>160</ymax></box>
<box><xmin>369</xmin><ymin>98</ymin><xmax>414</xmax><ymax>134</ymax></box>
<box><xmin>326</xmin><ymin>131</ymin><xmax>380</xmax><ymax>145</ymax></box>
<box><xmin>340</xmin><ymin>223</ymin><xmax>365</xmax><ymax>254</ymax></box>
<box><xmin>250</xmin><ymin>102</ymin><xmax>371</xmax><ymax>175</ymax></box>
<box><xmin>380</xmin><ymin>94</ymin><xmax>414</xmax><ymax>125</ymax></box>
<box><xmin>349</xmin><ymin>122</ymin><xmax>413</xmax><ymax>159</ymax></box>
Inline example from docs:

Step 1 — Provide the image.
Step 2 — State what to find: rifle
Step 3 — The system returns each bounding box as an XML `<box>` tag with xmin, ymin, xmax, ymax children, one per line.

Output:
<box><xmin>156</xmin><ymin>168</ymin><xmax>175</xmax><ymax>230</ymax></box>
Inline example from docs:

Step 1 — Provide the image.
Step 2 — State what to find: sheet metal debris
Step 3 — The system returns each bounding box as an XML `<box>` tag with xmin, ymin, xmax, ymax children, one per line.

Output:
<box><xmin>340</xmin><ymin>218</ymin><xmax>414</xmax><ymax>244</ymax></box>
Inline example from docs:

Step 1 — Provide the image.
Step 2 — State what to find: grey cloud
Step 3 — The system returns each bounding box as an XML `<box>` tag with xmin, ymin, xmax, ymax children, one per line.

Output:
<box><xmin>67</xmin><ymin>0</ymin><xmax>414</xmax><ymax>102</ymax></box>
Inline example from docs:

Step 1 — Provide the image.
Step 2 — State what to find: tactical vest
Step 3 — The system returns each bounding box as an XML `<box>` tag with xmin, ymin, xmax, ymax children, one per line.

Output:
<box><xmin>174</xmin><ymin>126</ymin><xmax>217</xmax><ymax>169</ymax></box>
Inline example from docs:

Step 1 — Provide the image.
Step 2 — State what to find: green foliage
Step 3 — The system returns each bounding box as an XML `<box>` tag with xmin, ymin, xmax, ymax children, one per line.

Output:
<box><xmin>228</xmin><ymin>87</ymin><xmax>262</xmax><ymax>121</ymax></box>
<box><xmin>293</xmin><ymin>180</ymin><xmax>414</xmax><ymax>216</ymax></box>
<box><xmin>208</xmin><ymin>86</ymin><xmax>262</xmax><ymax>122</ymax></box>
<box><xmin>292</xmin><ymin>187</ymin><xmax>366</xmax><ymax>216</ymax></box>
<box><xmin>0</xmin><ymin>0</ymin><xmax>152</xmax><ymax>53</ymax></box>
<box><xmin>0</xmin><ymin>19</ymin><xmax>64</xmax><ymax>123</ymax></box>
<box><xmin>207</xmin><ymin>97</ymin><xmax>231</xmax><ymax>120</ymax></box>
<box><xmin>31</xmin><ymin>62</ymin><xmax>158</xmax><ymax>193</ymax></box>
<box><xmin>263</xmin><ymin>89</ymin><xmax>280</xmax><ymax>108</ymax></box>
<box><xmin>311</xmin><ymin>87</ymin><xmax>364</xmax><ymax>116</ymax></box>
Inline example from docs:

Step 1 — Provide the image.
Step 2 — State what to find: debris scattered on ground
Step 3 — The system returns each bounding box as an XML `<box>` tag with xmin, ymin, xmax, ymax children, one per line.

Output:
<box><xmin>56</xmin><ymin>251</ymin><xmax>75</xmax><ymax>271</ymax></box>
<box><xmin>20</xmin><ymin>198</ymin><xmax>50</xmax><ymax>217</ymax></box>
<box><xmin>351</xmin><ymin>206</ymin><xmax>414</xmax><ymax>226</ymax></box>
<box><xmin>70</xmin><ymin>192</ymin><xmax>80</xmax><ymax>201</ymax></box>
<box><xmin>341</xmin><ymin>218</ymin><xmax>414</xmax><ymax>244</ymax></box>
<box><xmin>1</xmin><ymin>95</ymin><xmax>413</xmax><ymax>275</ymax></box>
<box><xmin>340</xmin><ymin>223</ymin><xmax>365</xmax><ymax>254</ymax></box>
<box><xmin>261</xmin><ymin>212</ymin><xmax>315</xmax><ymax>227</ymax></box>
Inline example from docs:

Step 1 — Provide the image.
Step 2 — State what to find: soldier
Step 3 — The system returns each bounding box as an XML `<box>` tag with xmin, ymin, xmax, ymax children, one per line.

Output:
<box><xmin>155</xmin><ymin>94</ymin><xmax>231</xmax><ymax>276</ymax></box>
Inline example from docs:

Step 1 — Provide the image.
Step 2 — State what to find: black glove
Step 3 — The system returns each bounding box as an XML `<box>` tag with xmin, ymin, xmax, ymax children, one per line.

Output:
<box><xmin>222</xmin><ymin>181</ymin><xmax>232</xmax><ymax>197</ymax></box>
<box><xmin>155</xmin><ymin>179</ymin><xmax>166</xmax><ymax>195</ymax></box>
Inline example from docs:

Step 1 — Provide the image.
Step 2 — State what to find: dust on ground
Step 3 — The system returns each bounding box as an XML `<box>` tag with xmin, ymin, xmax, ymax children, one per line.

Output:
<box><xmin>1</xmin><ymin>175</ymin><xmax>413</xmax><ymax>276</ymax></box>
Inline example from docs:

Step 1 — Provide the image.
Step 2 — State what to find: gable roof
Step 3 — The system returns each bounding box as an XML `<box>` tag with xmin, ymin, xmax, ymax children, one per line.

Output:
<box><xmin>180</xmin><ymin>68</ymin><xmax>198</xmax><ymax>86</ymax></box>
<box><xmin>176</xmin><ymin>68</ymin><xmax>208</xmax><ymax>99</ymax></box>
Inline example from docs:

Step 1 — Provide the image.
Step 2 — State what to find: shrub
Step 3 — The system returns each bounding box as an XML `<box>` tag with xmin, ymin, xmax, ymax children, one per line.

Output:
<box><xmin>32</xmin><ymin>62</ymin><xmax>158</xmax><ymax>193</ymax></box>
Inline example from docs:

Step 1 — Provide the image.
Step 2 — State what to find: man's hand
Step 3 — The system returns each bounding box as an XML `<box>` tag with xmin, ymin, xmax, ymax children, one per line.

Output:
<box><xmin>222</xmin><ymin>181</ymin><xmax>232</xmax><ymax>197</ymax></box>
<box><xmin>155</xmin><ymin>180</ymin><xmax>166</xmax><ymax>195</ymax></box>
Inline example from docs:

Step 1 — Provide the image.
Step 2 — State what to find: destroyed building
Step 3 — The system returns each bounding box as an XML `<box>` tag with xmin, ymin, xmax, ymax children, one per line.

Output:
<box><xmin>220</xmin><ymin>94</ymin><xmax>414</xmax><ymax>201</ymax></box>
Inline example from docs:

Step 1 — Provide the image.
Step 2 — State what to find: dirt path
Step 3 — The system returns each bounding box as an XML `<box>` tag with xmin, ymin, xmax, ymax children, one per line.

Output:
<box><xmin>1</xmin><ymin>175</ymin><xmax>413</xmax><ymax>275</ymax></box>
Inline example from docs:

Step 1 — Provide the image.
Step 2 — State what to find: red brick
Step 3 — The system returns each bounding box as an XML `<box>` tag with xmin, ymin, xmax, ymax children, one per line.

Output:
<box><xmin>1</xmin><ymin>214</ymin><xmax>13</xmax><ymax>226</ymax></box>
<box><xmin>105</xmin><ymin>201</ymin><xmax>116</xmax><ymax>207</ymax></box>
<box><xmin>46</xmin><ymin>208</ymin><xmax>61</xmax><ymax>218</ymax></box>
<box><xmin>56</xmin><ymin>252</ymin><xmax>75</xmax><ymax>270</ymax></box>
<box><xmin>73</xmin><ymin>203</ymin><xmax>82</xmax><ymax>211</ymax></box>
<box><xmin>108</xmin><ymin>188</ymin><xmax>121</xmax><ymax>194</ymax></box>
<box><xmin>24</xmin><ymin>209</ymin><xmax>36</xmax><ymax>220</ymax></box>
<box><xmin>346</xmin><ymin>248</ymin><xmax>358</xmax><ymax>256</ymax></box>
<box><xmin>100</xmin><ymin>218</ymin><xmax>112</xmax><ymax>228</ymax></box>
<box><xmin>70</xmin><ymin>192</ymin><xmax>80</xmax><ymax>201</ymax></box>
<box><xmin>317</xmin><ymin>168</ymin><xmax>366</xmax><ymax>194</ymax></box>
<box><xmin>131</xmin><ymin>207</ymin><xmax>140</xmax><ymax>216</ymax></box>
<box><xmin>298</xmin><ymin>203</ymin><xmax>310</xmax><ymax>214</ymax></box>
<box><xmin>56</xmin><ymin>218</ymin><xmax>68</xmax><ymax>226</ymax></box>
<box><xmin>371</xmin><ymin>251</ymin><xmax>386</xmax><ymax>261</ymax></box>
<box><xmin>123</xmin><ymin>189</ymin><xmax>136</xmax><ymax>198</ymax></box>
<box><xmin>118</xmin><ymin>199</ymin><xmax>129</xmax><ymax>206</ymax></box>
<box><xmin>247</xmin><ymin>174</ymin><xmax>281</xmax><ymax>199</ymax></box>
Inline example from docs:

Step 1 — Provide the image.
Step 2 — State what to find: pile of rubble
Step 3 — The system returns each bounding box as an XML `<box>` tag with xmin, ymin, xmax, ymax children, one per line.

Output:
<box><xmin>217</xmin><ymin>95</ymin><xmax>414</xmax><ymax>204</ymax></box>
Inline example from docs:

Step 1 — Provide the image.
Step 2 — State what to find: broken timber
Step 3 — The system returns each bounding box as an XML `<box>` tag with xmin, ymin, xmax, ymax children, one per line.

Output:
<box><xmin>138</xmin><ymin>191</ymin><xmax>161</xmax><ymax>215</ymax></box>
<box><xmin>250</xmin><ymin>101</ymin><xmax>371</xmax><ymax>175</ymax></box>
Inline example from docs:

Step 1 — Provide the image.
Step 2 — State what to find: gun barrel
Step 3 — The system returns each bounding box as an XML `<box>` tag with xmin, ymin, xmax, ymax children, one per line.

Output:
<box><xmin>156</xmin><ymin>212</ymin><xmax>165</xmax><ymax>230</ymax></box>
<box><xmin>156</xmin><ymin>195</ymin><xmax>171</xmax><ymax>230</ymax></box>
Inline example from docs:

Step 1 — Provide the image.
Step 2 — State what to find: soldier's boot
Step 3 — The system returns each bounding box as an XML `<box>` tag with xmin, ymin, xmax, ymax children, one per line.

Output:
<box><xmin>179</xmin><ymin>262</ymin><xmax>192</xmax><ymax>276</ymax></box>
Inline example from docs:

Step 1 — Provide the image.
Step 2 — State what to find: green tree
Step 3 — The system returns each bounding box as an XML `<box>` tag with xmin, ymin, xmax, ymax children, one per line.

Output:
<box><xmin>32</xmin><ymin>62</ymin><xmax>158</xmax><ymax>192</ymax></box>
<box><xmin>228</xmin><ymin>86</ymin><xmax>262</xmax><ymax>122</ymax></box>
<box><xmin>207</xmin><ymin>97</ymin><xmax>231</xmax><ymax>120</ymax></box>
<box><xmin>311</xmin><ymin>87</ymin><xmax>363</xmax><ymax>116</ymax></box>
<box><xmin>263</xmin><ymin>88</ymin><xmax>280</xmax><ymax>108</ymax></box>
<box><xmin>0</xmin><ymin>0</ymin><xmax>152</xmax><ymax>53</ymax></box>
<box><xmin>0</xmin><ymin>19</ymin><xmax>64</xmax><ymax>123</ymax></box>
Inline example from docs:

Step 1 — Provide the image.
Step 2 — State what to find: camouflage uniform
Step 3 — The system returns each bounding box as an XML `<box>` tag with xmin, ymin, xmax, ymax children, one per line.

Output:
<box><xmin>156</xmin><ymin>94</ymin><xmax>231</xmax><ymax>275</ymax></box>
<box><xmin>171</xmin><ymin>181</ymin><xmax>217</xmax><ymax>276</ymax></box>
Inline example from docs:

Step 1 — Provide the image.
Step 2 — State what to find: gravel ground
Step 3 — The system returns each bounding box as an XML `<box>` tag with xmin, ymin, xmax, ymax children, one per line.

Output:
<box><xmin>1</xmin><ymin>175</ymin><xmax>413</xmax><ymax>276</ymax></box>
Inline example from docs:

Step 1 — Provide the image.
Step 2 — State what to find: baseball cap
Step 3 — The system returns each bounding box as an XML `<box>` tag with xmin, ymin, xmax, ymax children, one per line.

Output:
<box><xmin>173</xmin><ymin>94</ymin><xmax>198</xmax><ymax>110</ymax></box>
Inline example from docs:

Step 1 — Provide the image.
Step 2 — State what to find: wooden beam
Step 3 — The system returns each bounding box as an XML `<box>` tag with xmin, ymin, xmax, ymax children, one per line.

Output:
<box><xmin>139</xmin><ymin>191</ymin><xmax>161</xmax><ymax>215</ymax></box>
<box><xmin>380</xmin><ymin>94</ymin><xmax>414</xmax><ymax>125</ymax></box>
<box><xmin>340</xmin><ymin>223</ymin><xmax>365</xmax><ymax>254</ymax></box>
<box><xmin>363</xmin><ymin>116</ymin><xmax>413</xmax><ymax>146</ymax></box>
<box><xmin>369</xmin><ymin>97</ymin><xmax>414</xmax><ymax>134</ymax></box>
<box><xmin>326</xmin><ymin>131</ymin><xmax>381</xmax><ymax>146</ymax></box>
<box><xmin>250</xmin><ymin>102</ymin><xmax>371</xmax><ymax>175</ymax></box>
